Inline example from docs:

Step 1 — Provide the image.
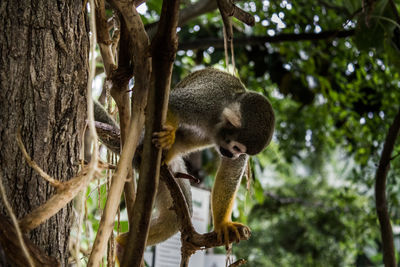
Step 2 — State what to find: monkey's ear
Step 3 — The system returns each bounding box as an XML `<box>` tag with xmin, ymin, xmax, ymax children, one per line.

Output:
<box><xmin>222</xmin><ymin>107</ymin><xmax>242</xmax><ymax>128</ymax></box>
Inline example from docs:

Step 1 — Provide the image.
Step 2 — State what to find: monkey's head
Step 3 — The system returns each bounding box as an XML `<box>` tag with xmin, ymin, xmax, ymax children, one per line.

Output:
<box><xmin>215</xmin><ymin>92</ymin><xmax>275</xmax><ymax>159</ymax></box>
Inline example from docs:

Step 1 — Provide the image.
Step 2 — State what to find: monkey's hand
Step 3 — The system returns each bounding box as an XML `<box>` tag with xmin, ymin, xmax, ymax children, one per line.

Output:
<box><xmin>214</xmin><ymin>221</ymin><xmax>250</xmax><ymax>248</ymax></box>
<box><xmin>152</xmin><ymin>124</ymin><xmax>176</xmax><ymax>150</ymax></box>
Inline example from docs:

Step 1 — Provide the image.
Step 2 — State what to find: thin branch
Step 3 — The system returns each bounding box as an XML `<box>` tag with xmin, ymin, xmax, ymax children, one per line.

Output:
<box><xmin>18</xmin><ymin>173</ymin><xmax>96</xmax><ymax>232</ymax></box>
<box><xmin>159</xmin><ymin>166</ymin><xmax>251</xmax><ymax>263</ymax></box>
<box><xmin>121</xmin><ymin>0</ymin><xmax>180</xmax><ymax>265</ymax></box>
<box><xmin>134</xmin><ymin>0</ymin><xmax>146</xmax><ymax>7</ymax></box>
<box><xmin>159</xmin><ymin>166</ymin><xmax>197</xmax><ymax>266</ymax></box>
<box><xmin>217</xmin><ymin>0</ymin><xmax>234</xmax><ymax>42</ymax></box>
<box><xmin>178</xmin><ymin>29</ymin><xmax>355</xmax><ymax>50</ymax></box>
<box><xmin>375</xmin><ymin>107</ymin><xmax>400</xmax><ymax>267</ymax></box>
<box><xmin>96</xmin><ymin>0</ymin><xmax>137</xmax><ymax>225</ymax></box>
<box><xmin>0</xmin><ymin>173</ymin><xmax>35</xmax><ymax>267</ymax></box>
<box><xmin>76</xmin><ymin>124</ymin><xmax>88</xmax><ymax>267</ymax></box>
<box><xmin>146</xmin><ymin>0</ymin><xmax>218</xmax><ymax>38</ymax></box>
<box><xmin>84</xmin><ymin>4</ymin><xmax>101</xmax><ymax>267</ymax></box>
<box><xmin>390</xmin><ymin>152</ymin><xmax>400</xmax><ymax>161</ymax></box>
<box><xmin>217</xmin><ymin>0</ymin><xmax>254</xmax><ymax>28</ymax></box>
<box><xmin>73</xmin><ymin>190</ymin><xmax>85</xmax><ymax>267</ymax></box>
<box><xmin>113</xmin><ymin>0</ymin><xmax>147</xmax><ymax>228</ymax></box>
<box><xmin>87</xmin><ymin>0</ymin><xmax>101</xmax><ymax>216</ymax></box>
<box><xmin>216</xmin><ymin>0</ymin><xmax>254</xmax><ymax>72</ymax></box>
<box><xmin>87</xmin><ymin>0</ymin><xmax>151</xmax><ymax>264</ymax></box>
<box><xmin>87</xmin><ymin>0</ymin><xmax>100</xmax><ymax>166</ymax></box>
<box><xmin>95</xmin><ymin>0</ymin><xmax>117</xmax><ymax>76</ymax></box>
<box><xmin>110</xmin><ymin>17</ymin><xmax>137</xmax><ymax>225</ymax></box>
<box><xmin>17</xmin><ymin>139</ymin><xmax>102</xmax><ymax>233</ymax></box>
<box><xmin>16</xmin><ymin>129</ymin><xmax>63</xmax><ymax>189</ymax></box>
<box><xmin>86</xmin><ymin>97</ymin><xmax>146</xmax><ymax>267</ymax></box>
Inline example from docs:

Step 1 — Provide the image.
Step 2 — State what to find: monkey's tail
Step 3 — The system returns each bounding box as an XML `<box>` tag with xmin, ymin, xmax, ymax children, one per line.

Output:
<box><xmin>147</xmin><ymin>156</ymin><xmax>193</xmax><ymax>246</ymax></box>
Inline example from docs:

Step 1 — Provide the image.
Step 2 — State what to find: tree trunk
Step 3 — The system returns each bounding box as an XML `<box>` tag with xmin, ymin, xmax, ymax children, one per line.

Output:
<box><xmin>0</xmin><ymin>0</ymin><xmax>88</xmax><ymax>265</ymax></box>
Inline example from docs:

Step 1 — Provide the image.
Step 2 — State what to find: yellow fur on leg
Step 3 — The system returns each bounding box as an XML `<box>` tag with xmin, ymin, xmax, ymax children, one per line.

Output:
<box><xmin>211</xmin><ymin>155</ymin><xmax>250</xmax><ymax>248</ymax></box>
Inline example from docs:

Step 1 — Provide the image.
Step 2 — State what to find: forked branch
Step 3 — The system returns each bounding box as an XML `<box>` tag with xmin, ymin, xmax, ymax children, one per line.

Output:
<box><xmin>217</xmin><ymin>0</ymin><xmax>254</xmax><ymax>41</ymax></box>
<box><xmin>160</xmin><ymin>167</ymin><xmax>251</xmax><ymax>266</ymax></box>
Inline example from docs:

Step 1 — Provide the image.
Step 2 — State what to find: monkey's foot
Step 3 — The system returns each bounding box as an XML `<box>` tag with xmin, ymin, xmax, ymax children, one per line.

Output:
<box><xmin>214</xmin><ymin>221</ymin><xmax>250</xmax><ymax>248</ymax></box>
<box><xmin>152</xmin><ymin>125</ymin><xmax>176</xmax><ymax>150</ymax></box>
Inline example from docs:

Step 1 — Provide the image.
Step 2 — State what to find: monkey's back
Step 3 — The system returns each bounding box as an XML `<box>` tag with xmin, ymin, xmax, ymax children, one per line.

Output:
<box><xmin>169</xmin><ymin>68</ymin><xmax>245</xmax><ymax>130</ymax></box>
<box><xmin>174</xmin><ymin>68</ymin><xmax>244</xmax><ymax>92</ymax></box>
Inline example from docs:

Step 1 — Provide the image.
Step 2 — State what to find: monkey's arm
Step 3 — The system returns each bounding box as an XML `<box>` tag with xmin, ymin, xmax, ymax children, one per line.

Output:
<box><xmin>152</xmin><ymin>110</ymin><xmax>179</xmax><ymax>161</ymax></box>
<box><xmin>153</xmin><ymin>109</ymin><xmax>213</xmax><ymax>163</ymax></box>
<box><xmin>211</xmin><ymin>154</ymin><xmax>249</xmax><ymax>247</ymax></box>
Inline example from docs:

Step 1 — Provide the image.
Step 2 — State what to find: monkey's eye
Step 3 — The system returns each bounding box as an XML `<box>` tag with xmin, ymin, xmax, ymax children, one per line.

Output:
<box><xmin>233</xmin><ymin>145</ymin><xmax>241</xmax><ymax>152</ymax></box>
<box><xmin>225</xmin><ymin>139</ymin><xmax>231</xmax><ymax>144</ymax></box>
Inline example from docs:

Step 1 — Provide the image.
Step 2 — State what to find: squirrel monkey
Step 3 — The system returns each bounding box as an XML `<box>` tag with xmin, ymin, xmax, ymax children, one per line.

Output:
<box><xmin>94</xmin><ymin>68</ymin><xmax>274</xmax><ymax>251</ymax></box>
<box><xmin>154</xmin><ymin>68</ymin><xmax>274</xmax><ymax>246</ymax></box>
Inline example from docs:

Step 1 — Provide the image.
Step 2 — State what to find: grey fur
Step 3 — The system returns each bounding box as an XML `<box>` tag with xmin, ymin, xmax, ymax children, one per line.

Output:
<box><xmin>169</xmin><ymin>68</ymin><xmax>275</xmax><ymax>156</ymax></box>
<box><xmin>93</xmin><ymin>68</ymin><xmax>275</xmax><ymax>246</ymax></box>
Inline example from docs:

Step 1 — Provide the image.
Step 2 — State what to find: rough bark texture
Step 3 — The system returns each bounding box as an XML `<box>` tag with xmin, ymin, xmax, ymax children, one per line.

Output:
<box><xmin>0</xmin><ymin>0</ymin><xmax>88</xmax><ymax>265</ymax></box>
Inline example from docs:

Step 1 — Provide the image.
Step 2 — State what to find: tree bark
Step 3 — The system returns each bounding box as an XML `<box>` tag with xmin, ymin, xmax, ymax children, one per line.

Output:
<box><xmin>0</xmin><ymin>0</ymin><xmax>88</xmax><ymax>265</ymax></box>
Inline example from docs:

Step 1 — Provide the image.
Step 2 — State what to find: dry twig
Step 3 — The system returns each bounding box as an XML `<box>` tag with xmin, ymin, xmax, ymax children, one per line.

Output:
<box><xmin>95</xmin><ymin>0</ymin><xmax>137</xmax><ymax>224</ymax></box>
<box><xmin>17</xmin><ymin>134</ymin><xmax>102</xmax><ymax>233</ymax></box>
<box><xmin>16</xmin><ymin>129</ymin><xmax>63</xmax><ymax>190</ymax></box>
